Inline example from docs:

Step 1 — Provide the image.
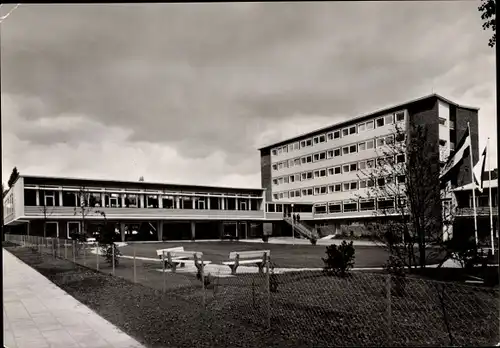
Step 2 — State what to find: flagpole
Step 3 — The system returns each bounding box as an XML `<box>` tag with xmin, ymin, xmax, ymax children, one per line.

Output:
<box><xmin>468</xmin><ymin>122</ymin><xmax>479</xmax><ymax>247</ymax></box>
<box><xmin>487</xmin><ymin>138</ymin><xmax>495</xmax><ymax>255</ymax></box>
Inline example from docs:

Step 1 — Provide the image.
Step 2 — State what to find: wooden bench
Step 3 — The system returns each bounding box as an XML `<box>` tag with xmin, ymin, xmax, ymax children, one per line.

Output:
<box><xmin>222</xmin><ymin>250</ymin><xmax>271</xmax><ymax>275</ymax></box>
<box><xmin>157</xmin><ymin>247</ymin><xmax>210</xmax><ymax>273</ymax></box>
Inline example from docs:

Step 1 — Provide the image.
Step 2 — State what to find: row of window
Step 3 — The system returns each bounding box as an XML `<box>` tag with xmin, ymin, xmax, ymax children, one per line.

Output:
<box><xmin>271</xmin><ymin>111</ymin><xmax>406</xmax><ymax>156</ymax></box>
<box><xmin>272</xmin><ymin>133</ymin><xmax>405</xmax><ymax>171</ymax></box>
<box><xmin>24</xmin><ymin>190</ymin><xmax>260</xmax><ymax>211</ymax></box>
<box><xmin>272</xmin><ymin>154</ymin><xmax>406</xmax><ymax>186</ymax></box>
<box><xmin>273</xmin><ymin>174</ymin><xmax>406</xmax><ymax>200</ymax></box>
<box><xmin>312</xmin><ymin>197</ymin><xmax>405</xmax><ymax>215</ymax></box>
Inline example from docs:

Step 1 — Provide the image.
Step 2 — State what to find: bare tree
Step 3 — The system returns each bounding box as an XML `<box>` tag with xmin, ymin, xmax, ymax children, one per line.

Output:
<box><xmin>39</xmin><ymin>189</ymin><xmax>54</xmax><ymax>238</ymax></box>
<box><xmin>73</xmin><ymin>186</ymin><xmax>95</xmax><ymax>242</ymax></box>
<box><xmin>357</xmin><ymin>123</ymin><xmax>455</xmax><ymax>271</ymax></box>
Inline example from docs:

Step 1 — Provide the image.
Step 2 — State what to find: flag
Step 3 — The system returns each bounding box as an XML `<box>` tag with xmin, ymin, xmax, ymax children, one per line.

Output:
<box><xmin>473</xmin><ymin>145</ymin><xmax>487</xmax><ymax>193</ymax></box>
<box><xmin>439</xmin><ymin>127</ymin><xmax>471</xmax><ymax>184</ymax></box>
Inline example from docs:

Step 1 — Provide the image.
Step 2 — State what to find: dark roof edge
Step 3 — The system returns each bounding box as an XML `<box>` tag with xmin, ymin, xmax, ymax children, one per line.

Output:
<box><xmin>20</xmin><ymin>174</ymin><xmax>264</xmax><ymax>192</ymax></box>
<box><xmin>257</xmin><ymin>93</ymin><xmax>479</xmax><ymax>150</ymax></box>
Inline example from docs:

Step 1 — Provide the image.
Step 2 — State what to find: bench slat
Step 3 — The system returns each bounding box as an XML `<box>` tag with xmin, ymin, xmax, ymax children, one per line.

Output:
<box><xmin>229</xmin><ymin>250</ymin><xmax>270</xmax><ymax>260</ymax></box>
<box><xmin>167</xmin><ymin>251</ymin><xmax>203</xmax><ymax>259</ymax></box>
<box><xmin>156</xmin><ymin>246</ymin><xmax>184</xmax><ymax>256</ymax></box>
<box><xmin>223</xmin><ymin>260</ymin><xmax>264</xmax><ymax>265</ymax></box>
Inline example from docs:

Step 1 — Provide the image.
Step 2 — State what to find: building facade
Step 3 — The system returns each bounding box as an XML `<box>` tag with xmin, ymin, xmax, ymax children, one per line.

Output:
<box><xmin>259</xmin><ymin>94</ymin><xmax>479</xmax><ymax>236</ymax></box>
<box><xmin>3</xmin><ymin>175</ymin><xmax>266</xmax><ymax>241</ymax></box>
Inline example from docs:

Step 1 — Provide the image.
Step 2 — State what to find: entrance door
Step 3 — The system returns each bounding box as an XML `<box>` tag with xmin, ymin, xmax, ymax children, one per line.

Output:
<box><xmin>46</xmin><ymin>222</ymin><xmax>59</xmax><ymax>238</ymax></box>
<box><xmin>67</xmin><ymin>222</ymin><xmax>80</xmax><ymax>239</ymax></box>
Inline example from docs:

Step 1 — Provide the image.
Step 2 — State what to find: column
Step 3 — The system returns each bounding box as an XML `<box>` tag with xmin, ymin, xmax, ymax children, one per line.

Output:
<box><xmin>235</xmin><ymin>197</ymin><xmax>239</xmax><ymax>210</ymax></box>
<box><xmin>207</xmin><ymin>196</ymin><xmax>211</xmax><ymax>210</ymax></box>
<box><xmin>221</xmin><ymin>197</ymin><xmax>225</xmax><ymax>210</ymax></box>
<box><xmin>218</xmin><ymin>222</ymin><xmax>224</xmax><ymax>240</ymax></box>
<box><xmin>158</xmin><ymin>221</ymin><xmax>163</xmax><ymax>241</ymax></box>
<box><xmin>36</xmin><ymin>190</ymin><xmax>40</xmax><ymax>206</ymax></box>
<box><xmin>101</xmin><ymin>192</ymin><xmax>106</xmax><ymax>207</ymax></box>
<box><xmin>140</xmin><ymin>193</ymin><xmax>145</xmax><ymax>208</ymax></box>
<box><xmin>235</xmin><ymin>221</ymin><xmax>240</xmax><ymax>239</ymax></box>
<box><xmin>192</xmin><ymin>196</ymin><xmax>196</xmax><ymax>209</ymax></box>
<box><xmin>158</xmin><ymin>194</ymin><xmax>163</xmax><ymax>208</ymax></box>
<box><xmin>121</xmin><ymin>191</ymin><xmax>126</xmax><ymax>208</ymax></box>
<box><xmin>120</xmin><ymin>222</ymin><xmax>126</xmax><ymax>242</ymax></box>
<box><xmin>190</xmin><ymin>221</ymin><xmax>196</xmax><ymax>241</ymax></box>
<box><xmin>59</xmin><ymin>188</ymin><xmax>63</xmax><ymax>206</ymax></box>
<box><xmin>175</xmin><ymin>197</ymin><xmax>180</xmax><ymax>209</ymax></box>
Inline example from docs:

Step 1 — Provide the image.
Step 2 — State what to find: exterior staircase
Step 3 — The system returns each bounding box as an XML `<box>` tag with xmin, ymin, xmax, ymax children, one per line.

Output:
<box><xmin>283</xmin><ymin>217</ymin><xmax>319</xmax><ymax>240</ymax></box>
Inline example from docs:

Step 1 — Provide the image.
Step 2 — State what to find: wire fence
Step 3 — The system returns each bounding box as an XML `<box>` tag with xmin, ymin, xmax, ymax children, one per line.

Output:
<box><xmin>5</xmin><ymin>234</ymin><xmax>500</xmax><ymax>347</ymax></box>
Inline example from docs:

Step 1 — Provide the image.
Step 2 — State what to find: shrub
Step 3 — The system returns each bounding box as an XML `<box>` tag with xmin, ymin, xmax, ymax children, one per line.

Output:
<box><xmin>322</xmin><ymin>241</ymin><xmax>355</xmax><ymax>277</ymax></box>
<box><xmin>196</xmin><ymin>269</ymin><xmax>211</xmax><ymax>287</ymax></box>
<box><xmin>447</xmin><ymin>236</ymin><xmax>481</xmax><ymax>269</ymax></box>
<box><xmin>310</xmin><ymin>237</ymin><xmax>317</xmax><ymax>245</ymax></box>
<box><xmin>262</xmin><ymin>234</ymin><xmax>269</xmax><ymax>242</ymax></box>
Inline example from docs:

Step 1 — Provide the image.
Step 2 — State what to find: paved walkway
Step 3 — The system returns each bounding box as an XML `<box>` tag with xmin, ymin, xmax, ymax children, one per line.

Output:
<box><xmin>3</xmin><ymin>249</ymin><xmax>145</xmax><ymax>348</ymax></box>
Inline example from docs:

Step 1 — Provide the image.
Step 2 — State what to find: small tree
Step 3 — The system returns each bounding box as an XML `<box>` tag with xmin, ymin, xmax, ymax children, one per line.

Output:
<box><xmin>357</xmin><ymin>123</ymin><xmax>458</xmax><ymax>272</ymax></box>
<box><xmin>7</xmin><ymin>167</ymin><xmax>19</xmax><ymax>188</ymax></box>
<box><xmin>95</xmin><ymin>210</ymin><xmax>121</xmax><ymax>265</ymax></box>
<box><xmin>322</xmin><ymin>241</ymin><xmax>355</xmax><ymax>277</ymax></box>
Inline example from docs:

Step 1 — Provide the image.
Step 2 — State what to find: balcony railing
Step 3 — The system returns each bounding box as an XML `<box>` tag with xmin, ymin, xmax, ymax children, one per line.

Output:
<box><xmin>23</xmin><ymin>206</ymin><xmax>265</xmax><ymax>220</ymax></box>
<box><xmin>455</xmin><ymin>206</ymin><xmax>498</xmax><ymax>217</ymax></box>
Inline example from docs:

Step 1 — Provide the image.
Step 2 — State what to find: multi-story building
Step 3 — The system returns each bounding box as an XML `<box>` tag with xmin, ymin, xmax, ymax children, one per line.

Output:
<box><xmin>3</xmin><ymin>175</ymin><xmax>266</xmax><ymax>241</ymax></box>
<box><xmin>259</xmin><ymin>93</ymin><xmax>479</xmax><ymax>237</ymax></box>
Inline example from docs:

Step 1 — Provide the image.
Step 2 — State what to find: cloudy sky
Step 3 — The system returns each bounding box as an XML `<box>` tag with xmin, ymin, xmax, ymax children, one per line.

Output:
<box><xmin>1</xmin><ymin>2</ymin><xmax>496</xmax><ymax>188</ymax></box>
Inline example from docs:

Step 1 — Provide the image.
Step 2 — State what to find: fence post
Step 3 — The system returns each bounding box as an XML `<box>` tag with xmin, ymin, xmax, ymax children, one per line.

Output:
<box><xmin>72</xmin><ymin>240</ymin><xmax>76</xmax><ymax>265</ymax></box>
<box><xmin>96</xmin><ymin>241</ymin><xmax>100</xmax><ymax>271</ymax></box>
<box><xmin>162</xmin><ymin>251</ymin><xmax>166</xmax><ymax>293</ymax></box>
<box><xmin>265</xmin><ymin>254</ymin><xmax>271</xmax><ymax>330</ymax></box>
<box><xmin>112</xmin><ymin>243</ymin><xmax>115</xmax><ymax>276</ymax></box>
<box><xmin>133</xmin><ymin>245</ymin><xmax>137</xmax><ymax>283</ymax></box>
<box><xmin>64</xmin><ymin>239</ymin><xmax>67</xmax><ymax>259</ymax></box>
<box><xmin>83</xmin><ymin>240</ymin><xmax>87</xmax><ymax>266</ymax></box>
<box><xmin>201</xmin><ymin>254</ymin><xmax>206</xmax><ymax>309</ymax></box>
<box><xmin>51</xmin><ymin>238</ymin><xmax>55</xmax><ymax>258</ymax></box>
<box><xmin>386</xmin><ymin>274</ymin><xmax>392</xmax><ymax>346</ymax></box>
<box><xmin>57</xmin><ymin>238</ymin><xmax>60</xmax><ymax>258</ymax></box>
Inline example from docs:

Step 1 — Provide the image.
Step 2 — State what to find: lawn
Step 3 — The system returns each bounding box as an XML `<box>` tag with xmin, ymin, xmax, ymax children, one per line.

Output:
<box><xmin>7</xmin><ymin>245</ymin><xmax>499</xmax><ymax>347</ymax></box>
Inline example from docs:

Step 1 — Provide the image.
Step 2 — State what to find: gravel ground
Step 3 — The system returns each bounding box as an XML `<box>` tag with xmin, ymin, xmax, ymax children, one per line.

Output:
<box><xmin>6</xmin><ymin>245</ymin><xmax>499</xmax><ymax>347</ymax></box>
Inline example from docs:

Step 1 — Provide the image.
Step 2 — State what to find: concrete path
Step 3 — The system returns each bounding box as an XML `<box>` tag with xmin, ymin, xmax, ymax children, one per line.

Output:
<box><xmin>2</xmin><ymin>249</ymin><xmax>145</xmax><ymax>348</ymax></box>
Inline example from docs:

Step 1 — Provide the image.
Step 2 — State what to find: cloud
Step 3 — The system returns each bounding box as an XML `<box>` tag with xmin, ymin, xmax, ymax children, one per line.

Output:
<box><xmin>1</xmin><ymin>2</ymin><xmax>496</xmax><ymax>187</ymax></box>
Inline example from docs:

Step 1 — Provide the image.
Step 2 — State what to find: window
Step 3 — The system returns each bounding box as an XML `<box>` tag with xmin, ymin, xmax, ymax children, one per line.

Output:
<box><xmin>327</xmin><ymin>150</ymin><xmax>334</xmax><ymax>158</ymax></box>
<box><xmin>377</xmin><ymin>157</ymin><xmax>386</xmax><ymax>166</ymax></box>
<box><xmin>377</xmin><ymin>137</ymin><xmax>385</xmax><ymax>147</ymax></box>
<box><xmin>313</xmin><ymin>152</ymin><xmax>326</xmax><ymax>162</ymax></box>
<box><xmin>334</xmin><ymin>148</ymin><xmax>341</xmax><ymax>157</ymax></box>
<box><xmin>333</xmin><ymin>130</ymin><xmax>340</xmax><ymax>139</ymax></box>
<box><xmin>349</xmin><ymin>126</ymin><xmax>356</xmax><ymax>135</ymax></box>
<box><xmin>288</xmin><ymin>159</ymin><xmax>294</xmax><ymax>168</ymax></box>
<box><xmin>439</xmin><ymin>117</ymin><xmax>447</xmax><ymax>126</ymax></box>
<box><xmin>294</xmin><ymin>158</ymin><xmax>301</xmax><ymax>166</ymax></box>
<box><xmin>278</xmin><ymin>177</ymin><xmax>284</xmax><ymax>185</ymax></box>
<box><xmin>366</xmin><ymin>159</ymin><xmax>375</xmax><ymax>168</ymax></box>
<box><xmin>343</xmin><ymin>201</ymin><xmax>358</xmax><ymax>212</ymax></box>
<box><xmin>386</xmin><ymin>135</ymin><xmax>394</xmax><ymax>145</ymax></box>
<box><xmin>396</xmin><ymin>154</ymin><xmax>406</xmax><ymax>163</ymax></box>
<box><xmin>366</xmin><ymin>139</ymin><xmax>374</xmax><ymax>149</ymax></box>
<box><xmin>315</xmin><ymin>205</ymin><xmax>327</xmax><ymax>214</ymax></box>
<box><xmin>272</xmin><ymin>149</ymin><xmax>277</xmax><ymax>156</ymax></box>
<box><xmin>328</xmin><ymin>202</ymin><xmax>342</xmax><ymax>213</ymax></box>
<box><xmin>44</xmin><ymin>191</ymin><xmax>55</xmax><ymax>206</ymax></box>
<box><xmin>359</xmin><ymin>180</ymin><xmax>367</xmax><ymax>188</ymax></box>
<box><xmin>350</xmin><ymin>163</ymin><xmax>357</xmax><ymax>172</ymax></box>
<box><xmin>378</xmin><ymin>197</ymin><xmax>395</xmax><ymax>210</ymax></box>
<box><xmin>358</xmin><ymin>142</ymin><xmax>366</xmax><ymax>151</ymax></box>
<box><xmin>301</xmin><ymin>155</ymin><xmax>312</xmax><ymax>164</ymax></box>
<box><xmin>358</xmin><ymin>161</ymin><xmax>366</xmax><ymax>170</ymax></box>
<box><xmin>395</xmin><ymin>111</ymin><xmax>405</xmax><ymax>122</ymax></box>
<box><xmin>334</xmin><ymin>166</ymin><xmax>341</xmax><ymax>174</ymax></box>
<box><xmin>358</xmin><ymin>123</ymin><xmax>366</xmax><ymax>132</ymax></box>
<box><xmin>376</xmin><ymin>117</ymin><xmax>385</xmax><ymax>128</ymax></box>
<box><xmin>327</xmin><ymin>132</ymin><xmax>334</xmax><ymax>141</ymax></box>
<box><xmin>350</xmin><ymin>182</ymin><xmax>358</xmax><ymax>190</ymax></box>
<box><xmin>395</xmin><ymin>133</ymin><xmax>405</xmax><ymax>142</ymax></box>
<box><xmin>314</xmin><ymin>134</ymin><xmax>326</xmax><ymax>144</ymax></box>
<box><xmin>342</xmin><ymin>147</ymin><xmax>349</xmax><ymax>155</ymax></box>
<box><xmin>283</xmin><ymin>176</ymin><xmax>289</xmax><ymax>184</ymax></box>
<box><xmin>384</xmin><ymin>114</ymin><xmax>393</xmax><ymax>125</ymax></box>
<box><xmin>386</xmin><ymin>176</ymin><xmax>393</xmax><ymax>185</ymax></box>
<box><xmin>366</xmin><ymin>120</ymin><xmax>374</xmax><ymax>130</ymax></box>
<box><xmin>282</xmin><ymin>145</ymin><xmax>288</xmax><ymax>153</ymax></box>
<box><xmin>360</xmin><ymin>199</ymin><xmax>375</xmax><ymax>211</ymax></box>
<box><xmin>289</xmin><ymin>175</ymin><xmax>295</xmax><ymax>183</ymax></box>
<box><xmin>367</xmin><ymin>179</ymin><xmax>375</xmax><ymax>187</ymax></box>
<box><xmin>377</xmin><ymin>178</ymin><xmax>386</xmax><ymax>187</ymax></box>
<box><xmin>301</xmin><ymin>172</ymin><xmax>307</xmax><ymax>181</ymax></box>
<box><xmin>300</xmin><ymin>139</ymin><xmax>312</xmax><ymax>148</ymax></box>
<box><xmin>349</xmin><ymin>144</ymin><xmax>357</xmax><ymax>153</ymax></box>
<box><xmin>328</xmin><ymin>167</ymin><xmax>334</xmax><ymax>176</ymax></box>
<box><xmin>343</xmin><ymin>164</ymin><xmax>350</xmax><ymax>173</ymax></box>
<box><xmin>329</xmin><ymin>184</ymin><xmax>342</xmax><ymax>193</ymax></box>
<box><xmin>315</xmin><ymin>186</ymin><xmax>327</xmax><ymax>195</ymax></box>
<box><xmin>343</xmin><ymin>183</ymin><xmax>350</xmax><ymax>191</ymax></box>
<box><xmin>273</xmin><ymin>179</ymin><xmax>278</xmax><ymax>185</ymax></box>
<box><xmin>314</xmin><ymin>187</ymin><xmax>320</xmax><ymax>195</ymax></box>
<box><xmin>126</xmin><ymin>194</ymin><xmax>138</xmax><ymax>208</ymax></box>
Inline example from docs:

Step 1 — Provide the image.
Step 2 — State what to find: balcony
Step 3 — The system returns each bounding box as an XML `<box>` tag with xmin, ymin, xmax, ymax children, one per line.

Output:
<box><xmin>23</xmin><ymin>206</ymin><xmax>265</xmax><ymax>220</ymax></box>
<box><xmin>455</xmin><ymin>206</ymin><xmax>498</xmax><ymax>217</ymax></box>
